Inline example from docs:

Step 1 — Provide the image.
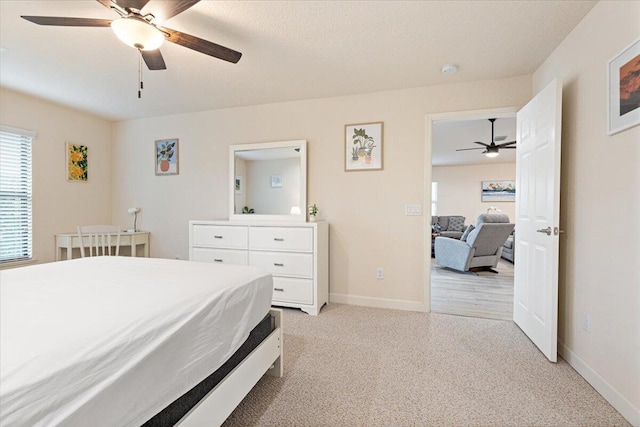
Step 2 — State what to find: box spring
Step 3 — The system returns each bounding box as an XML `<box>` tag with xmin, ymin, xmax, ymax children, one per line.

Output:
<box><xmin>143</xmin><ymin>313</ymin><xmax>274</xmax><ymax>426</ymax></box>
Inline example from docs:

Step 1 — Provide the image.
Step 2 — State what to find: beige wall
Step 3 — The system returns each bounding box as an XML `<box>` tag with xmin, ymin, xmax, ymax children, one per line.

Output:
<box><xmin>111</xmin><ymin>75</ymin><xmax>531</xmax><ymax>305</ymax></box>
<box><xmin>0</xmin><ymin>88</ymin><xmax>112</xmax><ymax>264</ymax></box>
<box><xmin>432</xmin><ymin>163</ymin><xmax>516</xmax><ymax>224</ymax></box>
<box><xmin>533</xmin><ymin>1</ymin><xmax>639</xmax><ymax>423</ymax></box>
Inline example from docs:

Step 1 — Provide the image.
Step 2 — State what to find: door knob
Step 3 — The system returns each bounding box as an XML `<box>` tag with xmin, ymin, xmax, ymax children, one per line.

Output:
<box><xmin>536</xmin><ymin>227</ymin><xmax>552</xmax><ymax>236</ymax></box>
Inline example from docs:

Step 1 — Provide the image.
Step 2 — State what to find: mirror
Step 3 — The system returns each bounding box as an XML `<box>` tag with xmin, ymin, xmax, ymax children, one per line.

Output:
<box><xmin>229</xmin><ymin>140</ymin><xmax>307</xmax><ymax>222</ymax></box>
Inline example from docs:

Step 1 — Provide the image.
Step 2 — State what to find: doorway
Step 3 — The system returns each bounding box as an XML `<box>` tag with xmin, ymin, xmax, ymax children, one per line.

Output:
<box><xmin>424</xmin><ymin>107</ymin><xmax>518</xmax><ymax>321</ymax></box>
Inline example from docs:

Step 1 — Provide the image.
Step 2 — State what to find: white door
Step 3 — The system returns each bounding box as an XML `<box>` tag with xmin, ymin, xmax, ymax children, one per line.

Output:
<box><xmin>513</xmin><ymin>78</ymin><xmax>562</xmax><ymax>362</ymax></box>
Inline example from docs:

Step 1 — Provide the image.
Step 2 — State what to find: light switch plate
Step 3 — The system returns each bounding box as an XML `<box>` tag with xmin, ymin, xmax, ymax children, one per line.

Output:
<box><xmin>405</xmin><ymin>204</ymin><xmax>422</xmax><ymax>216</ymax></box>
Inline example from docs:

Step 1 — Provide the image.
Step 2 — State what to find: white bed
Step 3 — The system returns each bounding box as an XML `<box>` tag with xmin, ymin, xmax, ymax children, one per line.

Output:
<box><xmin>0</xmin><ymin>256</ymin><xmax>282</xmax><ymax>426</ymax></box>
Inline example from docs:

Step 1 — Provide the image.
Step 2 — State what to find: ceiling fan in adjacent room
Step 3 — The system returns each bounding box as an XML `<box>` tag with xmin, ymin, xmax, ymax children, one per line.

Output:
<box><xmin>456</xmin><ymin>118</ymin><xmax>516</xmax><ymax>158</ymax></box>
<box><xmin>21</xmin><ymin>0</ymin><xmax>242</xmax><ymax>72</ymax></box>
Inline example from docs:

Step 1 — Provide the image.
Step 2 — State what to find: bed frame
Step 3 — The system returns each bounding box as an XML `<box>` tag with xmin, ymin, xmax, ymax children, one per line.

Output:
<box><xmin>176</xmin><ymin>308</ymin><xmax>283</xmax><ymax>426</ymax></box>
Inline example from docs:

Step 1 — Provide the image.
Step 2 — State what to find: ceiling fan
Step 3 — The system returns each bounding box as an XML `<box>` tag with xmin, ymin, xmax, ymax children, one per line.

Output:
<box><xmin>21</xmin><ymin>0</ymin><xmax>242</xmax><ymax>72</ymax></box>
<box><xmin>455</xmin><ymin>118</ymin><xmax>516</xmax><ymax>158</ymax></box>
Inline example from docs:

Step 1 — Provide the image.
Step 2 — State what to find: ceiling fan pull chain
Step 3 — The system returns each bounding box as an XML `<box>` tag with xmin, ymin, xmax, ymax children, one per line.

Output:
<box><xmin>138</xmin><ymin>50</ymin><xmax>143</xmax><ymax>98</ymax></box>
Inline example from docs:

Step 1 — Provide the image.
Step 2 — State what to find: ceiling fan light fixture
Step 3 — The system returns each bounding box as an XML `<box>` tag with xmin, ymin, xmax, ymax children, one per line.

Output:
<box><xmin>111</xmin><ymin>17</ymin><xmax>164</xmax><ymax>51</ymax></box>
<box><xmin>485</xmin><ymin>148</ymin><xmax>500</xmax><ymax>158</ymax></box>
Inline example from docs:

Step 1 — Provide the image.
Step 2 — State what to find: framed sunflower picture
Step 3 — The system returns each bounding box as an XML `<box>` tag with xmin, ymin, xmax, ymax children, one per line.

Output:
<box><xmin>66</xmin><ymin>143</ymin><xmax>88</xmax><ymax>182</ymax></box>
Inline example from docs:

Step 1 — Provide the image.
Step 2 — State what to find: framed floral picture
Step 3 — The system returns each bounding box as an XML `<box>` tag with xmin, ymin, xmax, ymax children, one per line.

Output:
<box><xmin>66</xmin><ymin>143</ymin><xmax>88</xmax><ymax>182</ymax></box>
<box><xmin>607</xmin><ymin>37</ymin><xmax>640</xmax><ymax>135</ymax></box>
<box><xmin>155</xmin><ymin>138</ymin><xmax>179</xmax><ymax>175</ymax></box>
<box><xmin>345</xmin><ymin>121</ymin><xmax>383</xmax><ymax>171</ymax></box>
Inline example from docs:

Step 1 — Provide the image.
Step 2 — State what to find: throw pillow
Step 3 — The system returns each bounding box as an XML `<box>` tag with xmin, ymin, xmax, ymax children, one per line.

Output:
<box><xmin>460</xmin><ymin>224</ymin><xmax>475</xmax><ymax>241</ymax></box>
<box><xmin>448</xmin><ymin>216</ymin><xmax>465</xmax><ymax>232</ymax></box>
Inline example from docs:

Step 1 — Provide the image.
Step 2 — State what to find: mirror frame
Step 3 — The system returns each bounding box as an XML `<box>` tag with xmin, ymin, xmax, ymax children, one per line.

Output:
<box><xmin>229</xmin><ymin>140</ymin><xmax>307</xmax><ymax>222</ymax></box>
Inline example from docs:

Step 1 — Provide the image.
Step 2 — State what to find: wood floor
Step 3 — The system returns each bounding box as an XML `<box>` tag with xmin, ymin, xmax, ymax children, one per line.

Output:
<box><xmin>430</xmin><ymin>258</ymin><xmax>514</xmax><ymax>321</ymax></box>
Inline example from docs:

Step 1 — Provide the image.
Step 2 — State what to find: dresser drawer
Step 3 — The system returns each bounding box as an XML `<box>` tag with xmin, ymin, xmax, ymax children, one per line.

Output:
<box><xmin>249</xmin><ymin>251</ymin><xmax>313</xmax><ymax>278</ymax></box>
<box><xmin>272</xmin><ymin>277</ymin><xmax>313</xmax><ymax>304</ymax></box>
<box><xmin>192</xmin><ymin>225</ymin><xmax>248</xmax><ymax>249</ymax></box>
<box><xmin>191</xmin><ymin>247</ymin><xmax>248</xmax><ymax>265</ymax></box>
<box><xmin>249</xmin><ymin>227</ymin><xmax>313</xmax><ymax>252</ymax></box>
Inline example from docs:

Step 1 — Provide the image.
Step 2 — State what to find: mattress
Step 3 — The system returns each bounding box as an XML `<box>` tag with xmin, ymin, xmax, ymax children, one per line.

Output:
<box><xmin>143</xmin><ymin>312</ymin><xmax>274</xmax><ymax>426</ymax></box>
<box><xmin>0</xmin><ymin>257</ymin><xmax>273</xmax><ymax>427</ymax></box>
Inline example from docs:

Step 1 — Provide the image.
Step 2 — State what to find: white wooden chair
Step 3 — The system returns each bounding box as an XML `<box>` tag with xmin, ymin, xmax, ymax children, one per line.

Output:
<box><xmin>77</xmin><ymin>225</ymin><xmax>122</xmax><ymax>257</ymax></box>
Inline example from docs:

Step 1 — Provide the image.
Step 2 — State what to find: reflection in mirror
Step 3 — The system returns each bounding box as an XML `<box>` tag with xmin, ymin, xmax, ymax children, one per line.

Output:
<box><xmin>234</xmin><ymin>147</ymin><xmax>301</xmax><ymax>215</ymax></box>
<box><xmin>229</xmin><ymin>140</ymin><xmax>307</xmax><ymax>222</ymax></box>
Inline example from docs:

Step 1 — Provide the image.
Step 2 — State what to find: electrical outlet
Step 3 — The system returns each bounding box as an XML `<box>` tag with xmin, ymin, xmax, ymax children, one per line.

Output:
<box><xmin>582</xmin><ymin>313</ymin><xmax>591</xmax><ymax>332</ymax></box>
<box><xmin>376</xmin><ymin>268</ymin><xmax>384</xmax><ymax>280</ymax></box>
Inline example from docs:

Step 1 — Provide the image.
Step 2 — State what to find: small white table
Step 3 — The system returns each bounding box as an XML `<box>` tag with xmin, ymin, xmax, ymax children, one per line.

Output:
<box><xmin>55</xmin><ymin>231</ymin><xmax>150</xmax><ymax>261</ymax></box>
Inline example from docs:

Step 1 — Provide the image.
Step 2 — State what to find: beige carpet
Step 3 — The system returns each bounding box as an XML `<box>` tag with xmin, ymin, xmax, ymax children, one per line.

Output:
<box><xmin>223</xmin><ymin>304</ymin><xmax>629</xmax><ymax>427</ymax></box>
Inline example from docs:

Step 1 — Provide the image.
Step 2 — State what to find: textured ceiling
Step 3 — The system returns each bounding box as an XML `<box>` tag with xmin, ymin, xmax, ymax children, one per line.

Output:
<box><xmin>0</xmin><ymin>0</ymin><xmax>596</xmax><ymax>121</ymax></box>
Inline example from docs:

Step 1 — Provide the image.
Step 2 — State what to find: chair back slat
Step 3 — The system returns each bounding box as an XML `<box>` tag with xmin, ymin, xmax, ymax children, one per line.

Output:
<box><xmin>77</xmin><ymin>225</ymin><xmax>122</xmax><ymax>258</ymax></box>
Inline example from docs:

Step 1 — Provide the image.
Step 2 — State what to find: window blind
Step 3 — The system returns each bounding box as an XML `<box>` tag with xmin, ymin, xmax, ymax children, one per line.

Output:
<box><xmin>0</xmin><ymin>126</ymin><xmax>34</xmax><ymax>264</ymax></box>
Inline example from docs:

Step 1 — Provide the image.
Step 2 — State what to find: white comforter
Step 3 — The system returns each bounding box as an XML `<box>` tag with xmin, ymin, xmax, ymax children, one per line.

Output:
<box><xmin>0</xmin><ymin>257</ymin><xmax>273</xmax><ymax>426</ymax></box>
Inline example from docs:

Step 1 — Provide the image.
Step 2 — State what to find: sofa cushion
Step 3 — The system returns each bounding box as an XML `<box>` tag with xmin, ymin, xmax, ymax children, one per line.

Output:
<box><xmin>448</xmin><ymin>216</ymin><xmax>465</xmax><ymax>231</ymax></box>
<box><xmin>503</xmin><ymin>236</ymin><xmax>514</xmax><ymax>249</ymax></box>
<box><xmin>460</xmin><ymin>224</ymin><xmax>475</xmax><ymax>241</ymax></box>
<box><xmin>438</xmin><ymin>216</ymin><xmax>450</xmax><ymax>231</ymax></box>
<box><xmin>440</xmin><ymin>231</ymin><xmax>463</xmax><ymax>239</ymax></box>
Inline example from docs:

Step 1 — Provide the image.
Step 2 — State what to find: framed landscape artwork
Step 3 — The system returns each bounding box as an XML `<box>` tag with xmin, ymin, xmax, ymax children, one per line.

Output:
<box><xmin>155</xmin><ymin>138</ymin><xmax>179</xmax><ymax>176</ymax></box>
<box><xmin>66</xmin><ymin>143</ymin><xmax>88</xmax><ymax>182</ymax></box>
<box><xmin>235</xmin><ymin>176</ymin><xmax>242</xmax><ymax>194</ymax></box>
<box><xmin>482</xmin><ymin>180</ymin><xmax>515</xmax><ymax>202</ymax></box>
<box><xmin>345</xmin><ymin>121</ymin><xmax>383</xmax><ymax>171</ymax></box>
<box><xmin>271</xmin><ymin>175</ymin><xmax>283</xmax><ymax>188</ymax></box>
<box><xmin>607</xmin><ymin>37</ymin><xmax>640</xmax><ymax>135</ymax></box>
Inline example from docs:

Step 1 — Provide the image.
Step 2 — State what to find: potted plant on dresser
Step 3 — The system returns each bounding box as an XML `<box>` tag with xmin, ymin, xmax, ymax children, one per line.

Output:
<box><xmin>308</xmin><ymin>204</ymin><xmax>319</xmax><ymax>222</ymax></box>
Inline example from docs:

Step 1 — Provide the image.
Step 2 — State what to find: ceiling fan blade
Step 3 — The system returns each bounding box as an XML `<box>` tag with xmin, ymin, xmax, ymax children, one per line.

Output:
<box><xmin>140</xmin><ymin>49</ymin><xmax>167</xmax><ymax>70</ymax></box>
<box><xmin>500</xmin><ymin>146</ymin><xmax>517</xmax><ymax>149</ymax></box>
<box><xmin>96</xmin><ymin>0</ymin><xmax>114</xmax><ymax>10</ymax></box>
<box><xmin>113</xmin><ymin>0</ymin><xmax>151</xmax><ymax>11</ymax></box>
<box><xmin>21</xmin><ymin>16</ymin><xmax>112</xmax><ymax>27</ymax></box>
<box><xmin>162</xmin><ymin>27</ymin><xmax>242</xmax><ymax>63</ymax></box>
<box><xmin>455</xmin><ymin>147</ymin><xmax>485</xmax><ymax>151</ymax></box>
<box><xmin>496</xmin><ymin>141</ymin><xmax>517</xmax><ymax>147</ymax></box>
<box><xmin>143</xmin><ymin>0</ymin><xmax>200</xmax><ymax>22</ymax></box>
<box><xmin>472</xmin><ymin>141</ymin><xmax>490</xmax><ymax>147</ymax></box>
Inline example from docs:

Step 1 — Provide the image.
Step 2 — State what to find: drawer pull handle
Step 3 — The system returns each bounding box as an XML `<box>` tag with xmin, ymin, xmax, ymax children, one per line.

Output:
<box><xmin>274</xmin><ymin>288</ymin><xmax>284</xmax><ymax>292</ymax></box>
<box><xmin>274</xmin><ymin>237</ymin><xmax>284</xmax><ymax>241</ymax></box>
<box><xmin>214</xmin><ymin>259</ymin><xmax>223</xmax><ymax>262</ymax></box>
<box><xmin>214</xmin><ymin>235</ymin><xmax>223</xmax><ymax>239</ymax></box>
<box><xmin>274</xmin><ymin>263</ymin><xmax>284</xmax><ymax>267</ymax></box>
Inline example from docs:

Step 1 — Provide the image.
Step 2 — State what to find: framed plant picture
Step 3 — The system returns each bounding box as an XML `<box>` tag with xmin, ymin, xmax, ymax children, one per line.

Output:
<box><xmin>345</xmin><ymin>121</ymin><xmax>383</xmax><ymax>171</ymax></box>
<box><xmin>482</xmin><ymin>180</ymin><xmax>515</xmax><ymax>202</ymax></box>
<box><xmin>66</xmin><ymin>142</ymin><xmax>88</xmax><ymax>182</ymax></box>
<box><xmin>155</xmin><ymin>138</ymin><xmax>179</xmax><ymax>176</ymax></box>
<box><xmin>607</xmin><ymin>37</ymin><xmax>640</xmax><ymax>135</ymax></box>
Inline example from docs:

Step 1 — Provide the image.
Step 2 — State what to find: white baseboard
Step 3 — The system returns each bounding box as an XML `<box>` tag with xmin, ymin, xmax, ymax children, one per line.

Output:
<box><xmin>330</xmin><ymin>293</ymin><xmax>425</xmax><ymax>312</ymax></box>
<box><xmin>558</xmin><ymin>341</ymin><xmax>640</xmax><ymax>426</ymax></box>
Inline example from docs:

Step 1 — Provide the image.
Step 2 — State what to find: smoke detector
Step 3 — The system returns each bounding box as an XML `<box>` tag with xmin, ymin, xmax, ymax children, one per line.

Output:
<box><xmin>441</xmin><ymin>64</ymin><xmax>458</xmax><ymax>75</ymax></box>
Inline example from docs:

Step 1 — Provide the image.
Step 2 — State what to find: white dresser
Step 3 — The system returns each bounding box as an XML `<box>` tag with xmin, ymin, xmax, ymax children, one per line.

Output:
<box><xmin>189</xmin><ymin>220</ymin><xmax>329</xmax><ymax>315</ymax></box>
